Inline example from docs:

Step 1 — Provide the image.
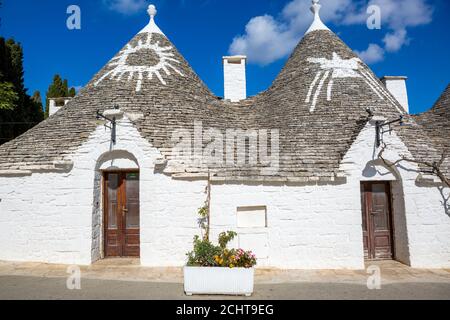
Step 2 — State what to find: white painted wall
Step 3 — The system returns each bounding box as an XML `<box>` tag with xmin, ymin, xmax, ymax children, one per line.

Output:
<box><xmin>0</xmin><ymin>116</ymin><xmax>448</xmax><ymax>268</ymax></box>
<box><xmin>340</xmin><ymin>119</ymin><xmax>450</xmax><ymax>268</ymax></box>
<box><xmin>210</xmin><ymin>181</ymin><xmax>365</xmax><ymax>269</ymax></box>
<box><xmin>404</xmin><ymin>181</ymin><xmax>450</xmax><ymax>268</ymax></box>
<box><xmin>0</xmin><ymin>114</ymin><xmax>205</xmax><ymax>266</ymax></box>
<box><xmin>207</xmin><ymin>120</ymin><xmax>450</xmax><ymax>269</ymax></box>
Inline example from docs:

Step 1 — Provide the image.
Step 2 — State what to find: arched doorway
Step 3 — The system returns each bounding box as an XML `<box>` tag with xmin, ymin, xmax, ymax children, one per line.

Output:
<box><xmin>94</xmin><ymin>150</ymin><xmax>141</xmax><ymax>259</ymax></box>
<box><xmin>360</xmin><ymin>160</ymin><xmax>411</xmax><ymax>264</ymax></box>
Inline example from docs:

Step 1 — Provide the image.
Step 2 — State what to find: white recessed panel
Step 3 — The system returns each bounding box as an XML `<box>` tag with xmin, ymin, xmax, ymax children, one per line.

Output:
<box><xmin>237</xmin><ymin>206</ymin><xmax>267</xmax><ymax>228</ymax></box>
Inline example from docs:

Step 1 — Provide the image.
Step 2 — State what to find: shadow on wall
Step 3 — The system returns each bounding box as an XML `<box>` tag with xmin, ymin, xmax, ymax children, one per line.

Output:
<box><xmin>438</xmin><ymin>186</ymin><xmax>450</xmax><ymax>218</ymax></box>
<box><xmin>362</xmin><ymin>161</ymin><xmax>395</xmax><ymax>179</ymax></box>
<box><xmin>416</xmin><ymin>180</ymin><xmax>450</xmax><ymax>218</ymax></box>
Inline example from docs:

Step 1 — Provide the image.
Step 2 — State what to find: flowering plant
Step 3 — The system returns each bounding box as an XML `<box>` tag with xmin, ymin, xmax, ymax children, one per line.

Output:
<box><xmin>187</xmin><ymin>194</ymin><xmax>257</xmax><ymax>268</ymax></box>
<box><xmin>186</xmin><ymin>231</ymin><xmax>257</xmax><ymax>268</ymax></box>
<box><xmin>213</xmin><ymin>248</ymin><xmax>257</xmax><ymax>268</ymax></box>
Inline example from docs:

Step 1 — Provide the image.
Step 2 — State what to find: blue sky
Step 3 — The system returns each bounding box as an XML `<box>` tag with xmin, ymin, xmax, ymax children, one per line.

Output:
<box><xmin>0</xmin><ymin>0</ymin><xmax>448</xmax><ymax>114</ymax></box>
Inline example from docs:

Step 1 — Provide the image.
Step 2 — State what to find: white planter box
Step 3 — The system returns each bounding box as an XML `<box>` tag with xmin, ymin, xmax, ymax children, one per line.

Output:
<box><xmin>184</xmin><ymin>267</ymin><xmax>254</xmax><ymax>296</ymax></box>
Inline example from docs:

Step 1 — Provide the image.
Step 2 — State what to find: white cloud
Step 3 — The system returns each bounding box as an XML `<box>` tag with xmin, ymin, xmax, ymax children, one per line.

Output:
<box><xmin>367</xmin><ymin>0</ymin><xmax>433</xmax><ymax>29</ymax></box>
<box><xmin>356</xmin><ymin>43</ymin><xmax>385</xmax><ymax>64</ymax></box>
<box><xmin>104</xmin><ymin>0</ymin><xmax>147</xmax><ymax>15</ymax></box>
<box><xmin>229</xmin><ymin>0</ymin><xmax>433</xmax><ymax>65</ymax></box>
<box><xmin>383</xmin><ymin>29</ymin><xmax>408</xmax><ymax>52</ymax></box>
<box><xmin>229</xmin><ymin>15</ymin><xmax>300</xmax><ymax>65</ymax></box>
<box><xmin>229</xmin><ymin>0</ymin><xmax>353</xmax><ymax>65</ymax></box>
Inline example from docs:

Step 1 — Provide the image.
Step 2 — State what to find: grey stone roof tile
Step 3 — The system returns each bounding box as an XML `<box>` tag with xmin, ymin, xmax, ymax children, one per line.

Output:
<box><xmin>0</xmin><ymin>19</ymin><xmax>447</xmax><ymax>181</ymax></box>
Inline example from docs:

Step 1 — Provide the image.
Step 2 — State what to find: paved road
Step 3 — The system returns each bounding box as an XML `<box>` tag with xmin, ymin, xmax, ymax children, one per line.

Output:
<box><xmin>0</xmin><ymin>276</ymin><xmax>449</xmax><ymax>300</ymax></box>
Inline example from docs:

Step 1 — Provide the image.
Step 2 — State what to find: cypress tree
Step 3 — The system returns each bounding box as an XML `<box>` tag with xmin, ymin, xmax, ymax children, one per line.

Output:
<box><xmin>0</xmin><ymin>82</ymin><xmax>18</xmax><ymax>110</ymax></box>
<box><xmin>0</xmin><ymin>37</ymin><xmax>43</xmax><ymax>144</ymax></box>
<box><xmin>45</xmin><ymin>75</ymin><xmax>77</xmax><ymax>118</ymax></box>
<box><xmin>69</xmin><ymin>87</ymin><xmax>76</xmax><ymax>97</ymax></box>
<box><xmin>31</xmin><ymin>91</ymin><xmax>42</xmax><ymax>106</ymax></box>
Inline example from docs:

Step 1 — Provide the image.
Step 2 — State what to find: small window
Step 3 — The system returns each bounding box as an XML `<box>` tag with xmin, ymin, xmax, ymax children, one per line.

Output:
<box><xmin>237</xmin><ymin>206</ymin><xmax>267</xmax><ymax>228</ymax></box>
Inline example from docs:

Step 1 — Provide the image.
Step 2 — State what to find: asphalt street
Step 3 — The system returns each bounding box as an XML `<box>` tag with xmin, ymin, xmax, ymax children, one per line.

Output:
<box><xmin>1</xmin><ymin>275</ymin><xmax>449</xmax><ymax>300</ymax></box>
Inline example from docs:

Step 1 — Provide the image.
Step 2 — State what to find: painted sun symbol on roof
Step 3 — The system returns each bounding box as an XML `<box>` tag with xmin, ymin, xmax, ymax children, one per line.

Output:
<box><xmin>94</xmin><ymin>32</ymin><xmax>184</xmax><ymax>92</ymax></box>
<box><xmin>305</xmin><ymin>52</ymin><xmax>402</xmax><ymax>113</ymax></box>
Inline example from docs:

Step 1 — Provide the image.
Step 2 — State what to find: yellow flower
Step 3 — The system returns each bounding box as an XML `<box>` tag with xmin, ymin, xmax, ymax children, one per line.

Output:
<box><xmin>229</xmin><ymin>264</ymin><xmax>234</xmax><ymax>268</ymax></box>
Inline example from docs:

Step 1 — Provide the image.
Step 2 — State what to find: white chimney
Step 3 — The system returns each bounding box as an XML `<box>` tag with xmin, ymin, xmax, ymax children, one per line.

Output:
<box><xmin>380</xmin><ymin>76</ymin><xmax>409</xmax><ymax>113</ymax></box>
<box><xmin>223</xmin><ymin>55</ymin><xmax>247</xmax><ymax>102</ymax></box>
<box><xmin>48</xmin><ymin>97</ymin><xmax>72</xmax><ymax>116</ymax></box>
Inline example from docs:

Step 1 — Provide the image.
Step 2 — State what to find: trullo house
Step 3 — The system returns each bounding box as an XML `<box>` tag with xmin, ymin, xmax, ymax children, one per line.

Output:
<box><xmin>0</xmin><ymin>1</ymin><xmax>449</xmax><ymax>269</ymax></box>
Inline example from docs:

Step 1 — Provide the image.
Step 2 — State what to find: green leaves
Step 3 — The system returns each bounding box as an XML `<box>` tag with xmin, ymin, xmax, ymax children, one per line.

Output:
<box><xmin>198</xmin><ymin>205</ymin><xmax>208</xmax><ymax>218</ymax></box>
<box><xmin>0</xmin><ymin>82</ymin><xmax>18</xmax><ymax>110</ymax></box>
<box><xmin>187</xmin><ymin>183</ymin><xmax>255</xmax><ymax>268</ymax></box>
<box><xmin>186</xmin><ymin>231</ymin><xmax>258</xmax><ymax>268</ymax></box>
<box><xmin>218</xmin><ymin>231</ymin><xmax>237</xmax><ymax>249</ymax></box>
<box><xmin>0</xmin><ymin>37</ymin><xmax>44</xmax><ymax>144</ymax></box>
<box><xmin>186</xmin><ymin>236</ymin><xmax>222</xmax><ymax>267</ymax></box>
<box><xmin>44</xmin><ymin>74</ymin><xmax>77</xmax><ymax>118</ymax></box>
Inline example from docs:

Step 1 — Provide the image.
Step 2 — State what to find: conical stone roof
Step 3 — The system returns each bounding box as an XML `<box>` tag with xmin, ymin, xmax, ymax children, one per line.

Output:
<box><xmin>424</xmin><ymin>84</ymin><xmax>450</xmax><ymax>118</ymax></box>
<box><xmin>413</xmin><ymin>84</ymin><xmax>450</xmax><ymax>157</ymax></box>
<box><xmin>0</xmin><ymin>3</ymin><xmax>447</xmax><ymax>181</ymax></box>
<box><xmin>0</xmin><ymin>5</ymin><xmax>218</xmax><ymax>172</ymax></box>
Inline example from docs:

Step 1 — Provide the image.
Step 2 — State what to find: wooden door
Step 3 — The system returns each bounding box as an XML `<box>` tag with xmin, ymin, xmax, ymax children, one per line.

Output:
<box><xmin>104</xmin><ymin>172</ymin><xmax>140</xmax><ymax>257</ymax></box>
<box><xmin>361</xmin><ymin>182</ymin><xmax>394</xmax><ymax>260</ymax></box>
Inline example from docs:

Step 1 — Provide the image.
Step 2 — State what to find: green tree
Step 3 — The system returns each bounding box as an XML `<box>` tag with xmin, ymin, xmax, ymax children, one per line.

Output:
<box><xmin>0</xmin><ymin>82</ymin><xmax>18</xmax><ymax>110</ymax></box>
<box><xmin>31</xmin><ymin>90</ymin><xmax>43</xmax><ymax>112</ymax></box>
<box><xmin>68</xmin><ymin>87</ymin><xmax>76</xmax><ymax>97</ymax></box>
<box><xmin>44</xmin><ymin>75</ymin><xmax>77</xmax><ymax>118</ymax></box>
<box><xmin>0</xmin><ymin>37</ymin><xmax>44</xmax><ymax>144</ymax></box>
<box><xmin>31</xmin><ymin>90</ymin><xmax>42</xmax><ymax>105</ymax></box>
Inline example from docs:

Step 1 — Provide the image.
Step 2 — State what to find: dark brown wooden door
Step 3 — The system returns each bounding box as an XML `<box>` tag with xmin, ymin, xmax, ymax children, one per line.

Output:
<box><xmin>361</xmin><ymin>182</ymin><xmax>394</xmax><ymax>260</ymax></box>
<box><xmin>104</xmin><ymin>172</ymin><xmax>140</xmax><ymax>257</ymax></box>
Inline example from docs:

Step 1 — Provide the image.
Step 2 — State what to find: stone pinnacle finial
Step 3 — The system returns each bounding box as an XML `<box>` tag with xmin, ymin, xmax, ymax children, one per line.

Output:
<box><xmin>139</xmin><ymin>3</ymin><xmax>164</xmax><ymax>35</ymax></box>
<box><xmin>148</xmin><ymin>4</ymin><xmax>157</xmax><ymax>19</ymax></box>
<box><xmin>311</xmin><ymin>0</ymin><xmax>321</xmax><ymax>17</ymax></box>
<box><xmin>305</xmin><ymin>0</ymin><xmax>330</xmax><ymax>35</ymax></box>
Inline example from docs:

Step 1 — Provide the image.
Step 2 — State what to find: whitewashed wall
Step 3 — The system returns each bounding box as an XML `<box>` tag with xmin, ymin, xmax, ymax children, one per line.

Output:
<box><xmin>405</xmin><ymin>182</ymin><xmax>450</xmax><ymax>268</ymax></box>
<box><xmin>0</xmin><ymin>115</ymin><xmax>205</xmax><ymax>266</ymax></box>
<box><xmin>0</xmin><ymin>117</ymin><xmax>448</xmax><ymax>268</ymax></box>
<box><xmin>351</xmin><ymin>120</ymin><xmax>450</xmax><ymax>269</ymax></box>
<box><xmin>210</xmin><ymin>182</ymin><xmax>365</xmax><ymax>269</ymax></box>
<box><xmin>209</xmin><ymin>120</ymin><xmax>449</xmax><ymax>269</ymax></box>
